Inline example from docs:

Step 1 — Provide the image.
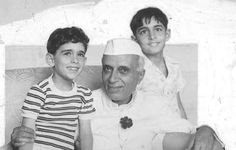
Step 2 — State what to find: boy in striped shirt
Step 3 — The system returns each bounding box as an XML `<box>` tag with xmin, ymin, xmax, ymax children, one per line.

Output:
<box><xmin>20</xmin><ymin>27</ymin><xmax>95</xmax><ymax>150</ymax></box>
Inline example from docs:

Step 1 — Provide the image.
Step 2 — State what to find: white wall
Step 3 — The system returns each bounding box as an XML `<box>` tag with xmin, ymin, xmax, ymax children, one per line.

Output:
<box><xmin>0</xmin><ymin>38</ymin><xmax>5</xmax><ymax>146</ymax></box>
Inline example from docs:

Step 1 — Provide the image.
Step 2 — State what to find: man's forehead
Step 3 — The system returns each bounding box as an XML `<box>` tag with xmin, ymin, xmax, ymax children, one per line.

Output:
<box><xmin>102</xmin><ymin>54</ymin><xmax>139</xmax><ymax>66</ymax></box>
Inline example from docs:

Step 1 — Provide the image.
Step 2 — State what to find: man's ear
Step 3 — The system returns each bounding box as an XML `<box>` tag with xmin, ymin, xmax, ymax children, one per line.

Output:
<box><xmin>166</xmin><ymin>29</ymin><xmax>171</xmax><ymax>41</ymax></box>
<box><xmin>46</xmin><ymin>53</ymin><xmax>55</xmax><ymax>67</ymax></box>
<box><xmin>138</xmin><ymin>69</ymin><xmax>145</xmax><ymax>84</ymax></box>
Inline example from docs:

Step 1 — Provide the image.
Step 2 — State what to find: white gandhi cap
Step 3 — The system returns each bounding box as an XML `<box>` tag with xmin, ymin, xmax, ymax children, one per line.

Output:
<box><xmin>103</xmin><ymin>38</ymin><xmax>144</xmax><ymax>57</ymax></box>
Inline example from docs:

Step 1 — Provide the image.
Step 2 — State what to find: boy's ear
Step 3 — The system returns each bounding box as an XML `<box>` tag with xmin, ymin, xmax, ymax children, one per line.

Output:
<box><xmin>131</xmin><ymin>35</ymin><xmax>137</xmax><ymax>42</ymax></box>
<box><xmin>46</xmin><ymin>53</ymin><xmax>55</xmax><ymax>67</ymax></box>
<box><xmin>166</xmin><ymin>29</ymin><xmax>171</xmax><ymax>41</ymax></box>
<box><xmin>84</xmin><ymin>57</ymin><xmax>87</xmax><ymax>64</ymax></box>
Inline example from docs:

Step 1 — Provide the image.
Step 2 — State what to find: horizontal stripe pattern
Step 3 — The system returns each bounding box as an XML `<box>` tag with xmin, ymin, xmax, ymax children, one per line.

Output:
<box><xmin>21</xmin><ymin>76</ymin><xmax>95</xmax><ymax>150</ymax></box>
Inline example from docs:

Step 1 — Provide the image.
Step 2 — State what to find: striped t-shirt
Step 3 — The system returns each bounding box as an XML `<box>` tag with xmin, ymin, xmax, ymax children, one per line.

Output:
<box><xmin>21</xmin><ymin>75</ymin><xmax>95</xmax><ymax>150</ymax></box>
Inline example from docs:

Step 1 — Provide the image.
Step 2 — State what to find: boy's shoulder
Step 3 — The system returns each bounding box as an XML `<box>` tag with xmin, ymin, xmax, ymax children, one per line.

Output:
<box><xmin>144</xmin><ymin>55</ymin><xmax>181</xmax><ymax>70</ymax></box>
<box><xmin>164</xmin><ymin>56</ymin><xmax>180</xmax><ymax>65</ymax></box>
<box><xmin>75</xmin><ymin>84</ymin><xmax>93</xmax><ymax>96</ymax></box>
<box><xmin>31</xmin><ymin>76</ymin><xmax>51</xmax><ymax>90</ymax></box>
<box><xmin>76</xmin><ymin>84</ymin><xmax>92</xmax><ymax>92</ymax></box>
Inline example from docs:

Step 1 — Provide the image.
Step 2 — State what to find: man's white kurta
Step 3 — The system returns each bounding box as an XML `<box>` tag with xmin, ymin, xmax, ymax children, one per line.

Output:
<box><xmin>91</xmin><ymin>88</ymin><xmax>195</xmax><ymax>150</ymax></box>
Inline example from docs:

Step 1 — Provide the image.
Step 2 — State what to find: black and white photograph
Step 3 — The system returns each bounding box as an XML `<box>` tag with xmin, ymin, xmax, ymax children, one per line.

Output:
<box><xmin>0</xmin><ymin>0</ymin><xmax>235</xmax><ymax>150</ymax></box>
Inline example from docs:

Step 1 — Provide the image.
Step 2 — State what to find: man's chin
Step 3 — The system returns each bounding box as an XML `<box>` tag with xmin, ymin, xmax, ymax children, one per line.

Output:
<box><xmin>107</xmin><ymin>93</ymin><xmax>122</xmax><ymax>101</ymax></box>
<box><xmin>108</xmin><ymin>93</ymin><xmax>118</xmax><ymax>98</ymax></box>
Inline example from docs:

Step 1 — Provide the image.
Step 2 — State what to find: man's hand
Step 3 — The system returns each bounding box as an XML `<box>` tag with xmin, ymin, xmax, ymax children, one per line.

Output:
<box><xmin>192</xmin><ymin>125</ymin><xmax>215</xmax><ymax>150</ymax></box>
<box><xmin>11</xmin><ymin>126</ymin><xmax>35</xmax><ymax>148</ymax></box>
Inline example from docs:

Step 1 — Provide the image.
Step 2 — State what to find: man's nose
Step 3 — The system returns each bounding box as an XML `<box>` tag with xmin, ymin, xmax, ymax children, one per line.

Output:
<box><xmin>109</xmin><ymin>70</ymin><xmax>119</xmax><ymax>83</ymax></box>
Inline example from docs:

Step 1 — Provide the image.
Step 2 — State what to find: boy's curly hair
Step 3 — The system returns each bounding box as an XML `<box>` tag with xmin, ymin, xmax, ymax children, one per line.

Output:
<box><xmin>47</xmin><ymin>26</ymin><xmax>89</xmax><ymax>55</ymax></box>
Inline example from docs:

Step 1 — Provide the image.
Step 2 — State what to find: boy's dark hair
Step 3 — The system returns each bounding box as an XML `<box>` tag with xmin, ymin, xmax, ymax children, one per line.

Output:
<box><xmin>47</xmin><ymin>26</ymin><xmax>89</xmax><ymax>55</ymax></box>
<box><xmin>130</xmin><ymin>7</ymin><xmax>168</xmax><ymax>35</ymax></box>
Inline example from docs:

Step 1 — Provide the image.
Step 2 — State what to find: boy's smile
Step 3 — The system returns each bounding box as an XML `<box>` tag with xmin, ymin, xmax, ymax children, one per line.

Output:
<box><xmin>134</xmin><ymin>17</ymin><xmax>170</xmax><ymax>57</ymax></box>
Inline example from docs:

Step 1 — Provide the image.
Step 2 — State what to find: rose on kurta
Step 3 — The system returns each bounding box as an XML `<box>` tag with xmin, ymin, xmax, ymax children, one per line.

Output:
<box><xmin>120</xmin><ymin>116</ymin><xmax>133</xmax><ymax>129</ymax></box>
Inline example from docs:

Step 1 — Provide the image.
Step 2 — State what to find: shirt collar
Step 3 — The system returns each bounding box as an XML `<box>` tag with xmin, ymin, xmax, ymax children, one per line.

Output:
<box><xmin>48</xmin><ymin>74</ymin><xmax>77</xmax><ymax>94</ymax></box>
<box><xmin>102</xmin><ymin>89</ymin><xmax>138</xmax><ymax>110</ymax></box>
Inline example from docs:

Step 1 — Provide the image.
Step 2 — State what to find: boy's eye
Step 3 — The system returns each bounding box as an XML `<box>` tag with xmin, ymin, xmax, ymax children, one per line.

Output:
<box><xmin>77</xmin><ymin>53</ymin><xmax>85</xmax><ymax>57</ymax></box>
<box><xmin>118</xmin><ymin>66</ymin><xmax>129</xmax><ymax>74</ymax></box>
<box><xmin>138</xmin><ymin>29</ymin><xmax>148</xmax><ymax>35</ymax></box>
<box><xmin>64</xmin><ymin>52</ymin><xmax>72</xmax><ymax>56</ymax></box>
<box><xmin>154</xmin><ymin>27</ymin><xmax>163</xmax><ymax>32</ymax></box>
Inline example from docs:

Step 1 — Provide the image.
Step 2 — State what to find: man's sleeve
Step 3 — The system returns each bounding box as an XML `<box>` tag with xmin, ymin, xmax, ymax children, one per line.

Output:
<box><xmin>150</xmin><ymin>96</ymin><xmax>195</xmax><ymax>150</ymax></box>
<box><xmin>151</xmin><ymin>133</ymin><xmax>165</xmax><ymax>150</ymax></box>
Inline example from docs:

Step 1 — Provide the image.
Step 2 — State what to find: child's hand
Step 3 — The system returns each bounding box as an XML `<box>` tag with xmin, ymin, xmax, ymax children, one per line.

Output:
<box><xmin>11</xmin><ymin>126</ymin><xmax>35</xmax><ymax>148</ymax></box>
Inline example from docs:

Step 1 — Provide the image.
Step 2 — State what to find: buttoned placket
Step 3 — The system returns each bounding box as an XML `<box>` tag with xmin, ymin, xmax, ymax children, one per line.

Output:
<box><xmin>118</xmin><ymin>108</ymin><xmax>130</xmax><ymax>149</ymax></box>
<box><xmin>105</xmin><ymin>90</ymin><xmax>137</xmax><ymax>150</ymax></box>
<box><xmin>112</xmin><ymin>97</ymin><xmax>136</xmax><ymax>150</ymax></box>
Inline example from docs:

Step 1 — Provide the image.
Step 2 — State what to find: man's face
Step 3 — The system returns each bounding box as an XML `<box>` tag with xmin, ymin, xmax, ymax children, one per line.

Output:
<box><xmin>102</xmin><ymin>55</ymin><xmax>142</xmax><ymax>105</ymax></box>
<box><xmin>134</xmin><ymin>16</ymin><xmax>170</xmax><ymax>56</ymax></box>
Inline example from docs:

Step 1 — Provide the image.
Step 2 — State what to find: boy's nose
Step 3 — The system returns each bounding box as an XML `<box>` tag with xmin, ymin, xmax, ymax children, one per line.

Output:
<box><xmin>149</xmin><ymin>31</ymin><xmax>156</xmax><ymax>40</ymax></box>
<box><xmin>71</xmin><ymin>55</ymin><xmax>79</xmax><ymax>63</ymax></box>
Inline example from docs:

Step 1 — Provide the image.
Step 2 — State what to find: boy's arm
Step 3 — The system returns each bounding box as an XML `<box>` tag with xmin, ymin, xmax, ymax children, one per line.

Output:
<box><xmin>176</xmin><ymin>92</ymin><xmax>187</xmax><ymax>119</ymax></box>
<box><xmin>162</xmin><ymin>132</ymin><xmax>194</xmax><ymax>150</ymax></box>
<box><xmin>162</xmin><ymin>127</ymin><xmax>225</xmax><ymax>150</ymax></box>
<box><xmin>79</xmin><ymin>119</ymin><xmax>93</xmax><ymax>150</ymax></box>
<box><xmin>18</xmin><ymin>117</ymin><xmax>36</xmax><ymax>150</ymax></box>
<box><xmin>162</xmin><ymin>132</ymin><xmax>224</xmax><ymax>150</ymax></box>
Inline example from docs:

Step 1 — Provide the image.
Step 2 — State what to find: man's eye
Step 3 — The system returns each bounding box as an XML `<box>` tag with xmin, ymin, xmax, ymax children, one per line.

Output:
<box><xmin>119</xmin><ymin>67</ymin><xmax>129</xmax><ymax>74</ymax></box>
<box><xmin>103</xmin><ymin>66</ymin><xmax>112</xmax><ymax>73</ymax></box>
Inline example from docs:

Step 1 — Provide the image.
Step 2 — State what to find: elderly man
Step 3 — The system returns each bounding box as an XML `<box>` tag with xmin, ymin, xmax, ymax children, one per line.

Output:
<box><xmin>10</xmin><ymin>39</ymin><xmax>224</xmax><ymax>150</ymax></box>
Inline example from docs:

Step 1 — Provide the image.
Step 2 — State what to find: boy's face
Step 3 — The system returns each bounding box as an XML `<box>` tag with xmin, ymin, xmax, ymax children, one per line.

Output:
<box><xmin>102</xmin><ymin>54</ymin><xmax>142</xmax><ymax>105</ymax></box>
<box><xmin>48</xmin><ymin>42</ymin><xmax>86</xmax><ymax>82</ymax></box>
<box><xmin>133</xmin><ymin>16</ymin><xmax>170</xmax><ymax>56</ymax></box>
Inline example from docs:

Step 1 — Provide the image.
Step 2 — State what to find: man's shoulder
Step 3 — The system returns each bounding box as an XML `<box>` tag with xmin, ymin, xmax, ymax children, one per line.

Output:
<box><xmin>92</xmin><ymin>88</ymin><xmax>104</xmax><ymax>95</ymax></box>
<box><xmin>92</xmin><ymin>88</ymin><xmax>106</xmax><ymax>102</ymax></box>
<box><xmin>91</xmin><ymin>88</ymin><xmax>107</xmax><ymax>110</ymax></box>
